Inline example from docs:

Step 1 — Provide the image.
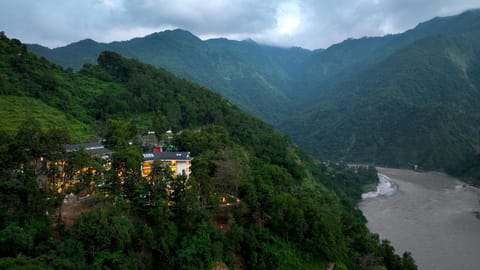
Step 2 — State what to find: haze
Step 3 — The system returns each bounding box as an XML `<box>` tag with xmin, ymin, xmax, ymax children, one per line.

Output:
<box><xmin>1</xmin><ymin>0</ymin><xmax>479</xmax><ymax>49</ymax></box>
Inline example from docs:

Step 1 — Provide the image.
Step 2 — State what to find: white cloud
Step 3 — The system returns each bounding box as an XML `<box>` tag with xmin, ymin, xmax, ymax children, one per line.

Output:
<box><xmin>0</xmin><ymin>0</ymin><xmax>479</xmax><ymax>49</ymax></box>
<box><xmin>276</xmin><ymin>2</ymin><xmax>302</xmax><ymax>35</ymax></box>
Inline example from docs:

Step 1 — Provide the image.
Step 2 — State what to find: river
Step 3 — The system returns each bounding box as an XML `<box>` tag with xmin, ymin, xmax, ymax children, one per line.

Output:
<box><xmin>358</xmin><ymin>167</ymin><xmax>480</xmax><ymax>270</ymax></box>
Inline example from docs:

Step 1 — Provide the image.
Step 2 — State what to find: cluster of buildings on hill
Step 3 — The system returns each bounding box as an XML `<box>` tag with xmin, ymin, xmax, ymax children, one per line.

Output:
<box><xmin>43</xmin><ymin>134</ymin><xmax>192</xmax><ymax>193</ymax></box>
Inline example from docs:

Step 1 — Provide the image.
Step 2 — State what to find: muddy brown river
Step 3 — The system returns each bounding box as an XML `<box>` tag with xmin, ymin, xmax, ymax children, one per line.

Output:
<box><xmin>359</xmin><ymin>167</ymin><xmax>480</xmax><ymax>270</ymax></box>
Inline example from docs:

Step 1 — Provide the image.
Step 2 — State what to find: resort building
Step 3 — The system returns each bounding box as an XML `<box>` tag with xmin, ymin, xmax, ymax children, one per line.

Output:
<box><xmin>142</xmin><ymin>152</ymin><xmax>192</xmax><ymax>178</ymax></box>
<box><xmin>64</xmin><ymin>142</ymin><xmax>112</xmax><ymax>159</ymax></box>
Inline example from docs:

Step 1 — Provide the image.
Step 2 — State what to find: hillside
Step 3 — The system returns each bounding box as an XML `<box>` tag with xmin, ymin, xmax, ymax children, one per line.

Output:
<box><xmin>27</xmin><ymin>10</ymin><xmax>480</xmax><ymax>123</ymax></box>
<box><xmin>28</xmin><ymin>30</ymin><xmax>312</xmax><ymax>123</ymax></box>
<box><xmin>283</xmin><ymin>29</ymin><xmax>480</xmax><ymax>181</ymax></box>
<box><xmin>24</xmin><ymin>10</ymin><xmax>480</xmax><ymax>182</ymax></box>
<box><xmin>0</xmin><ymin>95</ymin><xmax>95</xmax><ymax>142</ymax></box>
<box><xmin>0</xmin><ymin>32</ymin><xmax>417</xmax><ymax>269</ymax></box>
<box><xmin>300</xmin><ymin>9</ymin><xmax>480</xmax><ymax>105</ymax></box>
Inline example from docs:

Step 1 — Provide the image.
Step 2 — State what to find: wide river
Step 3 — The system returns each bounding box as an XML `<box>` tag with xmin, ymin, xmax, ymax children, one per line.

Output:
<box><xmin>358</xmin><ymin>167</ymin><xmax>480</xmax><ymax>270</ymax></box>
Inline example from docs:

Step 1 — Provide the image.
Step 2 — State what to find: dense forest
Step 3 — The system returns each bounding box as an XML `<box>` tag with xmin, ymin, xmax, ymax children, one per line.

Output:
<box><xmin>0</xmin><ymin>33</ymin><xmax>417</xmax><ymax>269</ymax></box>
<box><xmin>283</xmin><ymin>24</ymin><xmax>480</xmax><ymax>186</ymax></box>
<box><xmin>28</xmin><ymin>30</ymin><xmax>310</xmax><ymax>123</ymax></box>
<box><xmin>28</xmin><ymin>9</ymin><xmax>480</xmax><ymax>184</ymax></box>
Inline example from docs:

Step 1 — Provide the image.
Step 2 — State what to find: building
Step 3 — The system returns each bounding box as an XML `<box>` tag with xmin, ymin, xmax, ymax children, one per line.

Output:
<box><xmin>64</xmin><ymin>142</ymin><xmax>112</xmax><ymax>159</ymax></box>
<box><xmin>142</xmin><ymin>152</ymin><xmax>192</xmax><ymax>178</ymax></box>
<box><xmin>46</xmin><ymin>142</ymin><xmax>112</xmax><ymax>193</ymax></box>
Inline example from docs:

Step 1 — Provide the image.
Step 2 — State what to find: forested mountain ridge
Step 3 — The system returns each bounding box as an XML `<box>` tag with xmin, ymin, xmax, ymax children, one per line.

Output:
<box><xmin>27</xmin><ymin>10</ymin><xmax>480</xmax><ymax>121</ymax></box>
<box><xmin>299</xmin><ymin>8</ymin><xmax>480</xmax><ymax>104</ymax></box>
<box><xmin>1</xmin><ymin>33</ymin><xmax>416</xmax><ymax>269</ymax></box>
<box><xmin>26</xmin><ymin>9</ymin><xmax>480</xmax><ymax>183</ymax></box>
<box><xmin>28</xmin><ymin>29</ymin><xmax>312</xmax><ymax>123</ymax></box>
<box><xmin>283</xmin><ymin>28</ymin><xmax>480</xmax><ymax>181</ymax></box>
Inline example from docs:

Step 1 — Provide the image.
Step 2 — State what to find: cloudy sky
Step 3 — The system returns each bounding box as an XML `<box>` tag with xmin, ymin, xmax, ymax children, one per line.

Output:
<box><xmin>1</xmin><ymin>0</ymin><xmax>479</xmax><ymax>50</ymax></box>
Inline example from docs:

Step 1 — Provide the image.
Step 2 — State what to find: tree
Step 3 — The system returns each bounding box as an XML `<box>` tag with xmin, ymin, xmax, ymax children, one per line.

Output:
<box><xmin>42</xmin><ymin>126</ymin><xmax>69</xmax><ymax>173</ymax></box>
<box><xmin>49</xmin><ymin>238</ymin><xmax>87</xmax><ymax>270</ymax></box>
<box><xmin>0</xmin><ymin>256</ymin><xmax>51</xmax><ymax>270</ymax></box>
<box><xmin>152</xmin><ymin>111</ymin><xmax>169</xmax><ymax>144</ymax></box>
<box><xmin>381</xmin><ymin>240</ymin><xmax>402</xmax><ymax>270</ymax></box>
<box><xmin>147</xmin><ymin>160</ymin><xmax>170</xmax><ymax>203</ymax></box>
<box><xmin>64</xmin><ymin>148</ymin><xmax>102</xmax><ymax>191</ymax></box>
<box><xmin>174</xmin><ymin>223</ymin><xmax>222</xmax><ymax>270</ymax></box>
<box><xmin>72</xmin><ymin>208</ymin><xmax>134</xmax><ymax>261</ymax></box>
<box><xmin>111</xmin><ymin>146</ymin><xmax>143</xmax><ymax>198</ymax></box>
<box><xmin>97</xmin><ymin>51</ymin><xmax>130</xmax><ymax>82</ymax></box>
<box><xmin>92</xmin><ymin>250</ymin><xmax>139</xmax><ymax>270</ymax></box>
<box><xmin>0</xmin><ymin>131</ymin><xmax>14</xmax><ymax>170</ymax></box>
<box><xmin>0</xmin><ymin>224</ymin><xmax>34</xmax><ymax>256</ymax></box>
<box><xmin>103</xmin><ymin>119</ymin><xmax>137</xmax><ymax>150</ymax></box>
<box><xmin>14</xmin><ymin>116</ymin><xmax>43</xmax><ymax>167</ymax></box>
<box><xmin>402</xmin><ymin>252</ymin><xmax>418</xmax><ymax>270</ymax></box>
<box><xmin>212</xmin><ymin>147</ymin><xmax>248</xmax><ymax>198</ymax></box>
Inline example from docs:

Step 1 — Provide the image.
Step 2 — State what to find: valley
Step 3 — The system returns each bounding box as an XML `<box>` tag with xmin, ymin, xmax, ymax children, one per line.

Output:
<box><xmin>28</xmin><ymin>9</ymin><xmax>480</xmax><ymax>184</ymax></box>
<box><xmin>2</xmin><ymin>5</ymin><xmax>480</xmax><ymax>270</ymax></box>
<box><xmin>0</xmin><ymin>32</ymin><xmax>409</xmax><ymax>269</ymax></box>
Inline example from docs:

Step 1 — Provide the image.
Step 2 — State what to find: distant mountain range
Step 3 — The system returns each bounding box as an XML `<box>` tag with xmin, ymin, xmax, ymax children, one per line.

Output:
<box><xmin>283</xmin><ymin>9</ymin><xmax>480</xmax><ymax>173</ymax></box>
<box><xmin>28</xmin><ymin>9</ymin><xmax>480</xmax><ymax>181</ymax></box>
<box><xmin>0</xmin><ymin>31</ymin><xmax>416</xmax><ymax>269</ymax></box>
<box><xmin>28</xmin><ymin>30</ymin><xmax>312</xmax><ymax>123</ymax></box>
<box><xmin>284</xmin><ymin>28</ymin><xmax>480</xmax><ymax>168</ymax></box>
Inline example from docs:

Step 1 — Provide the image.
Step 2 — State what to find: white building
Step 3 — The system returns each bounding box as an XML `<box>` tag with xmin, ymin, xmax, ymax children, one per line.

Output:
<box><xmin>142</xmin><ymin>152</ymin><xmax>192</xmax><ymax>178</ymax></box>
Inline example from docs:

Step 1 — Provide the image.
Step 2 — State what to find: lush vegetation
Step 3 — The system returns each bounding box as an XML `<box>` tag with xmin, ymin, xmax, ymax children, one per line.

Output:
<box><xmin>287</xmin><ymin>10</ymin><xmax>480</xmax><ymax>185</ymax></box>
<box><xmin>28</xmin><ymin>30</ymin><xmax>311</xmax><ymax>123</ymax></box>
<box><xmin>28</xmin><ymin>10</ymin><xmax>480</xmax><ymax>184</ymax></box>
<box><xmin>27</xmin><ymin>9</ymin><xmax>480</xmax><ymax>117</ymax></box>
<box><xmin>0</xmin><ymin>96</ymin><xmax>95</xmax><ymax>142</ymax></box>
<box><xmin>0</xmin><ymin>33</ymin><xmax>417</xmax><ymax>269</ymax></box>
<box><xmin>283</xmin><ymin>27</ymin><xmax>480</xmax><ymax>186</ymax></box>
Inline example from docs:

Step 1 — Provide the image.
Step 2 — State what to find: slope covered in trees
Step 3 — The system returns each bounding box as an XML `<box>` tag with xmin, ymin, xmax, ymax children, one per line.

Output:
<box><xmin>0</xmin><ymin>96</ymin><xmax>95</xmax><ymax>142</ymax></box>
<box><xmin>27</xmin><ymin>10</ymin><xmax>480</xmax><ymax>122</ymax></box>
<box><xmin>282</xmin><ymin>25</ymin><xmax>480</xmax><ymax>185</ymax></box>
<box><xmin>26</xmin><ymin>9</ymin><xmax>480</xmax><ymax>183</ymax></box>
<box><xmin>0</xmin><ymin>33</ymin><xmax>416</xmax><ymax>269</ymax></box>
<box><xmin>28</xmin><ymin>30</ymin><xmax>311</xmax><ymax>123</ymax></box>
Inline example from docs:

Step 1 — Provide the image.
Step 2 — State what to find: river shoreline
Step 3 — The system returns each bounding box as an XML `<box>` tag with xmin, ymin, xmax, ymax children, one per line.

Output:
<box><xmin>359</xmin><ymin>167</ymin><xmax>480</xmax><ymax>270</ymax></box>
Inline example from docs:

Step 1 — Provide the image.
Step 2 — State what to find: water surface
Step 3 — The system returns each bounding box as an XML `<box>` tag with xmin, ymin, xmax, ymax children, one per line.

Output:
<box><xmin>359</xmin><ymin>167</ymin><xmax>480</xmax><ymax>270</ymax></box>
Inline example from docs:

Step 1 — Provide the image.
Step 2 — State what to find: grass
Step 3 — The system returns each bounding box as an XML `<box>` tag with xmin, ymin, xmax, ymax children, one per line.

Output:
<box><xmin>0</xmin><ymin>95</ymin><xmax>96</xmax><ymax>142</ymax></box>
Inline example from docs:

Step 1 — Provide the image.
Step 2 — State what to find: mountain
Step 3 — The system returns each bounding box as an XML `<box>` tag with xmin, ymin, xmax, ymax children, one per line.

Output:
<box><xmin>26</xmin><ymin>9</ymin><xmax>480</xmax><ymax>182</ymax></box>
<box><xmin>298</xmin><ymin>9</ymin><xmax>480</xmax><ymax>104</ymax></box>
<box><xmin>283</xmin><ymin>24</ymin><xmax>480</xmax><ymax>177</ymax></box>
<box><xmin>28</xmin><ymin>30</ymin><xmax>312</xmax><ymax>123</ymax></box>
<box><xmin>27</xmin><ymin>10</ymin><xmax>480</xmax><ymax>122</ymax></box>
<box><xmin>1</xmin><ymin>32</ymin><xmax>414</xmax><ymax>269</ymax></box>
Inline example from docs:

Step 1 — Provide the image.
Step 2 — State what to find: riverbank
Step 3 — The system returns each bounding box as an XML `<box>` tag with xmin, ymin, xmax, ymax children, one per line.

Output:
<box><xmin>359</xmin><ymin>167</ymin><xmax>480</xmax><ymax>270</ymax></box>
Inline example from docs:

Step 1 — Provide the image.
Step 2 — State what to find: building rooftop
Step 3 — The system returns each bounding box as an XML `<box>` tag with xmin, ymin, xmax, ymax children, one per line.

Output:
<box><xmin>143</xmin><ymin>152</ymin><xmax>192</xmax><ymax>161</ymax></box>
<box><xmin>64</xmin><ymin>142</ymin><xmax>112</xmax><ymax>156</ymax></box>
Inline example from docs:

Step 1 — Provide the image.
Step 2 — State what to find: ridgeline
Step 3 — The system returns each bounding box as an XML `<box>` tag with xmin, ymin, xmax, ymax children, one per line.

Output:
<box><xmin>28</xmin><ymin>10</ymin><xmax>480</xmax><ymax>184</ymax></box>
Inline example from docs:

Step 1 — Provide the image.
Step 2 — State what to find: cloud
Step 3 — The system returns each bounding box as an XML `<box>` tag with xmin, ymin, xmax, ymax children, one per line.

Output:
<box><xmin>0</xmin><ymin>0</ymin><xmax>479</xmax><ymax>49</ymax></box>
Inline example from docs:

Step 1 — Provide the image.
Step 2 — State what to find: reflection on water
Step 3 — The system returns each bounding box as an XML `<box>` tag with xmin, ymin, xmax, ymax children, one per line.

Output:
<box><xmin>359</xmin><ymin>168</ymin><xmax>480</xmax><ymax>270</ymax></box>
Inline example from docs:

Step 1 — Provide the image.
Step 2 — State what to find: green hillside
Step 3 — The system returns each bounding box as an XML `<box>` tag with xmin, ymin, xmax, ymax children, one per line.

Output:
<box><xmin>28</xmin><ymin>30</ymin><xmax>311</xmax><ymax>123</ymax></box>
<box><xmin>1</xmin><ymin>32</ymin><xmax>415</xmax><ymax>269</ymax></box>
<box><xmin>27</xmin><ymin>10</ymin><xmax>480</xmax><ymax>123</ymax></box>
<box><xmin>24</xmin><ymin>9</ymin><xmax>480</xmax><ymax>184</ymax></box>
<box><xmin>283</xmin><ymin>30</ymin><xmax>480</xmax><ymax>184</ymax></box>
<box><xmin>0</xmin><ymin>95</ymin><xmax>95</xmax><ymax>142</ymax></box>
<box><xmin>300</xmin><ymin>9</ymin><xmax>480</xmax><ymax>105</ymax></box>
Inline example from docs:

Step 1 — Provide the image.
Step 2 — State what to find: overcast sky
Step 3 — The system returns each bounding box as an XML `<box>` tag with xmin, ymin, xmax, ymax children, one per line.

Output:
<box><xmin>1</xmin><ymin>0</ymin><xmax>479</xmax><ymax>50</ymax></box>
